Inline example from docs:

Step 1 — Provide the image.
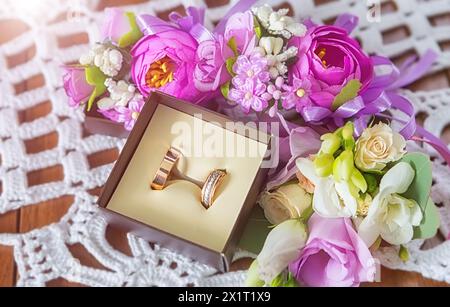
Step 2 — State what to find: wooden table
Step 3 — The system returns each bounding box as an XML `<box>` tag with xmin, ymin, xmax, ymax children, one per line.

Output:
<box><xmin>0</xmin><ymin>0</ymin><xmax>449</xmax><ymax>287</ymax></box>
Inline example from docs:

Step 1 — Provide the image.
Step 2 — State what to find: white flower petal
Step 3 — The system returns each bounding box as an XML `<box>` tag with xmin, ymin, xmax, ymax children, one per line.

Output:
<box><xmin>312</xmin><ymin>179</ymin><xmax>344</xmax><ymax>218</ymax></box>
<box><xmin>380</xmin><ymin>223</ymin><xmax>414</xmax><ymax>245</ymax></box>
<box><xmin>358</xmin><ymin>216</ymin><xmax>381</xmax><ymax>248</ymax></box>
<box><xmin>296</xmin><ymin>158</ymin><xmax>320</xmax><ymax>186</ymax></box>
<box><xmin>257</xmin><ymin>220</ymin><xmax>307</xmax><ymax>283</ymax></box>
<box><xmin>379</xmin><ymin>162</ymin><xmax>415</xmax><ymax>194</ymax></box>
<box><xmin>410</xmin><ymin>201</ymin><xmax>423</xmax><ymax>226</ymax></box>
<box><xmin>335</xmin><ymin>182</ymin><xmax>358</xmax><ymax>217</ymax></box>
<box><xmin>97</xmin><ymin>97</ymin><xmax>116</xmax><ymax>110</ymax></box>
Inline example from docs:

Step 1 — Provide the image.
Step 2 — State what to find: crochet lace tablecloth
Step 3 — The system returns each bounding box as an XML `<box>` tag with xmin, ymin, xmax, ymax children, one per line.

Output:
<box><xmin>1</xmin><ymin>0</ymin><xmax>450</xmax><ymax>287</ymax></box>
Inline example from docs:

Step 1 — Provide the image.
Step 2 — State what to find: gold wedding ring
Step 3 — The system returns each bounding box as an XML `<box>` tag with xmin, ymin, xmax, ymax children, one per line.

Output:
<box><xmin>151</xmin><ymin>147</ymin><xmax>182</xmax><ymax>191</ymax></box>
<box><xmin>151</xmin><ymin>147</ymin><xmax>227</xmax><ymax>209</ymax></box>
<box><xmin>201</xmin><ymin>169</ymin><xmax>227</xmax><ymax>210</ymax></box>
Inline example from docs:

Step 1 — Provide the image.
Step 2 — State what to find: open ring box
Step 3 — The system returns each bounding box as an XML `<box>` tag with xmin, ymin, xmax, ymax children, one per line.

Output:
<box><xmin>98</xmin><ymin>92</ymin><xmax>273</xmax><ymax>272</ymax></box>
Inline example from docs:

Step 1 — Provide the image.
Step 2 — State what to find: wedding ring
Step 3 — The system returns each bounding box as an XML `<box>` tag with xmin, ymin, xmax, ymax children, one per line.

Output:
<box><xmin>151</xmin><ymin>147</ymin><xmax>182</xmax><ymax>190</ymax></box>
<box><xmin>201</xmin><ymin>169</ymin><xmax>227</xmax><ymax>210</ymax></box>
<box><xmin>151</xmin><ymin>147</ymin><xmax>227</xmax><ymax>209</ymax></box>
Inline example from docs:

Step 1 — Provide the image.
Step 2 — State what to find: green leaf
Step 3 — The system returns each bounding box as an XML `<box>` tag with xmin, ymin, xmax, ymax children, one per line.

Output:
<box><xmin>238</xmin><ymin>207</ymin><xmax>271</xmax><ymax>255</ymax></box>
<box><xmin>227</xmin><ymin>36</ymin><xmax>239</xmax><ymax>56</ymax></box>
<box><xmin>85</xmin><ymin>66</ymin><xmax>107</xmax><ymax>111</ymax></box>
<box><xmin>332</xmin><ymin>80</ymin><xmax>362</xmax><ymax>111</ymax></box>
<box><xmin>225</xmin><ymin>57</ymin><xmax>237</xmax><ymax>76</ymax></box>
<box><xmin>245</xmin><ymin>260</ymin><xmax>265</xmax><ymax>287</ymax></box>
<box><xmin>254</xmin><ymin>16</ymin><xmax>263</xmax><ymax>39</ymax></box>
<box><xmin>399</xmin><ymin>245</ymin><xmax>409</xmax><ymax>262</ymax></box>
<box><xmin>118</xmin><ymin>12</ymin><xmax>143</xmax><ymax>48</ymax></box>
<box><xmin>220</xmin><ymin>81</ymin><xmax>231</xmax><ymax>99</ymax></box>
<box><xmin>400</xmin><ymin>153</ymin><xmax>432</xmax><ymax>212</ymax></box>
<box><xmin>364</xmin><ymin>173</ymin><xmax>379</xmax><ymax>196</ymax></box>
<box><xmin>270</xmin><ymin>273</ymin><xmax>299</xmax><ymax>287</ymax></box>
<box><xmin>414</xmin><ymin>198</ymin><xmax>440</xmax><ymax>239</ymax></box>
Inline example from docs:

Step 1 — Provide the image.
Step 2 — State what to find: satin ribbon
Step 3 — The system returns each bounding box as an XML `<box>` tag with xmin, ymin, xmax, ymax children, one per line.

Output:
<box><xmin>137</xmin><ymin>7</ymin><xmax>214</xmax><ymax>44</ymax></box>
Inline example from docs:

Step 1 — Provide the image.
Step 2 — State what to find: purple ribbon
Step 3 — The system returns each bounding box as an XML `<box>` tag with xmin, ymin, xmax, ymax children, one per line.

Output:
<box><xmin>137</xmin><ymin>7</ymin><xmax>214</xmax><ymax>44</ymax></box>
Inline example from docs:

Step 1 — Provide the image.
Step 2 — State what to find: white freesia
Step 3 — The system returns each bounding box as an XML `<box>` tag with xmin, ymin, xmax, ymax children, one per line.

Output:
<box><xmin>256</xmin><ymin>219</ymin><xmax>308</xmax><ymax>284</ymax></box>
<box><xmin>296</xmin><ymin>158</ymin><xmax>358</xmax><ymax>218</ymax></box>
<box><xmin>358</xmin><ymin>162</ymin><xmax>423</xmax><ymax>247</ymax></box>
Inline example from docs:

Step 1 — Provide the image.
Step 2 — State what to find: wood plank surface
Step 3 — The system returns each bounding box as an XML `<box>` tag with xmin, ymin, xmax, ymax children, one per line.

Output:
<box><xmin>0</xmin><ymin>0</ymin><xmax>449</xmax><ymax>287</ymax></box>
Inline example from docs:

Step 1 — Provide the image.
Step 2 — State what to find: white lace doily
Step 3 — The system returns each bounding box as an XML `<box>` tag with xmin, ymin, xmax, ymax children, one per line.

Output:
<box><xmin>1</xmin><ymin>0</ymin><xmax>450</xmax><ymax>286</ymax></box>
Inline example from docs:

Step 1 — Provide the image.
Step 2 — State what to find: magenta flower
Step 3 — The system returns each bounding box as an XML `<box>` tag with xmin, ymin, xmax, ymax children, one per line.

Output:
<box><xmin>289</xmin><ymin>25</ymin><xmax>373</xmax><ymax>109</ymax></box>
<box><xmin>194</xmin><ymin>35</ymin><xmax>234</xmax><ymax>92</ymax></box>
<box><xmin>224</xmin><ymin>10</ymin><xmax>255</xmax><ymax>54</ymax></box>
<box><xmin>101</xmin><ymin>8</ymin><xmax>131</xmax><ymax>44</ymax></box>
<box><xmin>114</xmin><ymin>97</ymin><xmax>145</xmax><ymax>131</ymax></box>
<box><xmin>131</xmin><ymin>28</ymin><xmax>205</xmax><ymax>103</ymax></box>
<box><xmin>62</xmin><ymin>66</ymin><xmax>94</xmax><ymax>108</ymax></box>
<box><xmin>289</xmin><ymin>214</ymin><xmax>376</xmax><ymax>287</ymax></box>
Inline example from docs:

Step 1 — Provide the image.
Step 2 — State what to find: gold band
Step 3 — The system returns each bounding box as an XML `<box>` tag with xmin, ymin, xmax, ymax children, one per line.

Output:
<box><xmin>151</xmin><ymin>147</ymin><xmax>227</xmax><ymax>209</ymax></box>
<box><xmin>201</xmin><ymin>169</ymin><xmax>227</xmax><ymax>210</ymax></box>
<box><xmin>150</xmin><ymin>147</ymin><xmax>181</xmax><ymax>190</ymax></box>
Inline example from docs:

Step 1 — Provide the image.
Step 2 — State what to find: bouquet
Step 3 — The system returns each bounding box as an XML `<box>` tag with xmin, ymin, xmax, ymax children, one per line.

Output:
<box><xmin>62</xmin><ymin>1</ymin><xmax>450</xmax><ymax>287</ymax></box>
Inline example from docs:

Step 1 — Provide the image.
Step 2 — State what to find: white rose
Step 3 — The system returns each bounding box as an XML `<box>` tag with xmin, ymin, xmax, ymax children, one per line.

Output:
<box><xmin>355</xmin><ymin>123</ymin><xmax>406</xmax><ymax>172</ymax></box>
<box><xmin>258</xmin><ymin>183</ymin><xmax>312</xmax><ymax>225</ymax></box>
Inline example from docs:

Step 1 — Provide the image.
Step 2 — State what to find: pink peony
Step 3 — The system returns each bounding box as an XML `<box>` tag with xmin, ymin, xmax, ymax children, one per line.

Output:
<box><xmin>224</xmin><ymin>10</ymin><xmax>255</xmax><ymax>54</ymax></box>
<box><xmin>101</xmin><ymin>8</ymin><xmax>131</xmax><ymax>43</ymax></box>
<box><xmin>62</xmin><ymin>66</ymin><xmax>94</xmax><ymax>108</ymax></box>
<box><xmin>131</xmin><ymin>28</ymin><xmax>204</xmax><ymax>103</ymax></box>
<box><xmin>289</xmin><ymin>214</ymin><xmax>376</xmax><ymax>287</ymax></box>
<box><xmin>194</xmin><ymin>36</ymin><xmax>234</xmax><ymax>92</ymax></box>
<box><xmin>289</xmin><ymin>25</ymin><xmax>373</xmax><ymax>110</ymax></box>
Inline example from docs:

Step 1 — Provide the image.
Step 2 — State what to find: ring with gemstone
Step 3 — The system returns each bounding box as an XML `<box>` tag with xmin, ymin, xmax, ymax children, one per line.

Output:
<box><xmin>151</xmin><ymin>147</ymin><xmax>227</xmax><ymax>209</ymax></box>
<box><xmin>200</xmin><ymin>169</ymin><xmax>227</xmax><ymax>210</ymax></box>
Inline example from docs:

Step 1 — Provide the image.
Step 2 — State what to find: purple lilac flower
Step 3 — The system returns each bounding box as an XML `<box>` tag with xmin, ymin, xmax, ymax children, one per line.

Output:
<box><xmin>229</xmin><ymin>79</ymin><xmax>269</xmax><ymax>113</ymax></box>
<box><xmin>282</xmin><ymin>76</ymin><xmax>315</xmax><ymax>112</ymax></box>
<box><xmin>114</xmin><ymin>96</ymin><xmax>145</xmax><ymax>131</ymax></box>
<box><xmin>233</xmin><ymin>53</ymin><xmax>270</xmax><ymax>84</ymax></box>
<box><xmin>228</xmin><ymin>53</ymin><xmax>271</xmax><ymax>113</ymax></box>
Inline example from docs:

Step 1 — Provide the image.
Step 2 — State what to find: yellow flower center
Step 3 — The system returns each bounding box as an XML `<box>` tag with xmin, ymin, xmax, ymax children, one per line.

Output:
<box><xmin>247</xmin><ymin>70</ymin><xmax>255</xmax><ymax>77</ymax></box>
<box><xmin>131</xmin><ymin>112</ymin><xmax>140</xmax><ymax>120</ymax></box>
<box><xmin>316</xmin><ymin>48</ymin><xmax>328</xmax><ymax>67</ymax></box>
<box><xmin>146</xmin><ymin>56</ymin><xmax>176</xmax><ymax>88</ymax></box>
<box><xmin>296</xmin><ymin>89</ymin><xmax>306</xmax><ymax>98</ymax></box>
<box><xmin>245</xmin><ymin>92</ymin><xmax>253</xmax><ymax>100</ymax></box>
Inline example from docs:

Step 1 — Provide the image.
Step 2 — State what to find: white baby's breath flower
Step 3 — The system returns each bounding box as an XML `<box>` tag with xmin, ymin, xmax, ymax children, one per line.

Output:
<box><xmin>256</xmin><ymin>36</ymin><xmax>298</xmax><ymax>79</ymax></box>
<box><xmin>97</xmin><ymin>79</ymin><xmax>140</xmax><ymax>110</ymax></box>
<box><xmin>252</xmin><ymin>5</ymin><xmax>307</xmax><ymax>39</ymax></box>
<box><xmin>80</xmin><ymin>44</ymin><xmax>123</xmax><ymax>77</ymax></box>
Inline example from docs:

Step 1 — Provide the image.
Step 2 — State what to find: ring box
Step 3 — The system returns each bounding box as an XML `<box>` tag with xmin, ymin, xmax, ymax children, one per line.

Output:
<box><xmin>98</xmin><ymin>92</ymin><xmax>272</xmax><ymax>271</ymax></box>
<box><xmin>84</xmin><ymin>104</ymin><xmax>130</xmax><ymax>139</ymax></box>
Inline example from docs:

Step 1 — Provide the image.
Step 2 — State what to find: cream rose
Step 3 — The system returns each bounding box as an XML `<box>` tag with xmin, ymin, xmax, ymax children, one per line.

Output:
<box><xmin>258</xmin><ymin>183</ymin><xmax>312</xmax><ymax>225</ymax></box>
<box><xmin>355</xmin><ymin>123</ymin><xmax>406</xmax><ymax>172</ymax></box>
